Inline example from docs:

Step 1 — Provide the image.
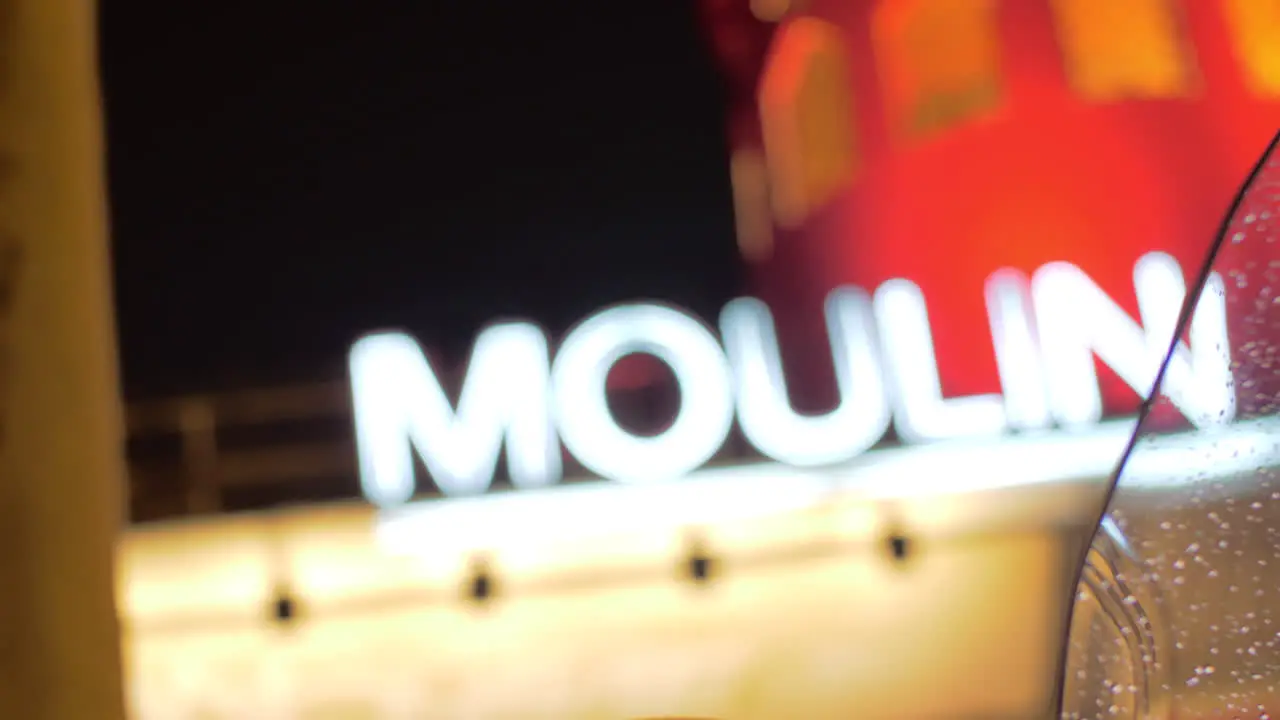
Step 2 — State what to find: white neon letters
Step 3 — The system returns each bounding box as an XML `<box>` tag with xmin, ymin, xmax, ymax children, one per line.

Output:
<box><xmin>1032</xmin><ymin>252</ymin><xmax>1232</xmax><ymax>428</ymax></box>
<box><xmin>720</xmin><ymin>288</ymin><xmax>890</xmax><ymax>466</ymax></box>
<box><xmin>1136</xmin><ymin>256</ymin><xmax>1233</xmax><ymax>427</ymax></box>
<box><xmin>551</xmin><ymin>304</ymin><xmax>735</xmax><ymax>484</ymax></box>
<box><xmin>351</xmin><ymin>252</ymin><xmax>1234</xmax><ymax>505</ymax></box>
<box><xmin>985</xmin><ymin>269</ymin><xmax>1053</xmax><ymax>430</ymax></box>
<box><xmin>874</xmin><ymin>279</ymin><xmax>1007</xmax><ymax>443</ymax></box>
<box><xmin>350</xmin><ymin>326</ymin><xmax>558</xmax><ymax>505</ymax></box>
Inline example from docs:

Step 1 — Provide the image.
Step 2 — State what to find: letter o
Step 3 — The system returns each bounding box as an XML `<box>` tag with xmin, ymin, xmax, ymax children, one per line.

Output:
<box><xmin>552</xmin><ymin>304</ymin><xmax>735</xmax><ymax>483</ymax></box>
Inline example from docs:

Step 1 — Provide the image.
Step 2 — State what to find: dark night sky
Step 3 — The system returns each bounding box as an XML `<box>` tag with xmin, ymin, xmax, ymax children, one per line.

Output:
<box><xmin>100</xmin><ymin>2</ymin><xmax>742</xmax><ymax>400</ymax></box>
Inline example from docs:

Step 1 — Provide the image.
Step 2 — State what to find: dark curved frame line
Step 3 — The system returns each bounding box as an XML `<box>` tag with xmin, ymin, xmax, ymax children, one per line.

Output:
<box><xmin>1050</xmin><ymin>128</ymin><xmax>1280</xmax><ymax>716</ymax></box>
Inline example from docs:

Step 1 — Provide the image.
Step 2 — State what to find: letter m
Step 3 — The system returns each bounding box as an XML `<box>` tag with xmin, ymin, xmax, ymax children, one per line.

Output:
<box><xmin>348</xmin><ymin>326</ymin><xmax>560</xmax><ymax>507</ymax></box>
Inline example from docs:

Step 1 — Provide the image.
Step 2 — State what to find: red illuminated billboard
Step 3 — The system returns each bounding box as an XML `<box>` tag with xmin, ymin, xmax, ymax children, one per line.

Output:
<box><xmin>348</xmin><ymin>2</ymin><xmax>1278</xmax><ymax>506</ymax></box>
<box><xmin>700</xmin><ymin>0</ymin><xmax>1280</xmax><ymax>422</ymax></box>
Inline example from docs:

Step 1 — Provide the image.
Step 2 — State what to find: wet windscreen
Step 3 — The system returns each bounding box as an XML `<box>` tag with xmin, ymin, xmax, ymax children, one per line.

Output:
<box><xmin>1060</xmin><ymin>132</ymin><xmax>1280</xmax><ymax>719</ymax></box>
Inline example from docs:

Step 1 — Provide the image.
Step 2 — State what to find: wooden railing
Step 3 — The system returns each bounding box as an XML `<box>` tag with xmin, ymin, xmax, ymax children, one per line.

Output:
<box><xmin>125</xmin><ymin>381</ymin><xmax>360</xmax><ymax>521</ymax></box>
<box><xmin>123</xmin><ymin>372</ymin><xmax>759</xmax><ymax>523</ymax></box>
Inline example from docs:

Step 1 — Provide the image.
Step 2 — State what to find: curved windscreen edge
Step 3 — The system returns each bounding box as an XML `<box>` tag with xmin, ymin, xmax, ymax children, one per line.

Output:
<box><xmin>1051</xmin><ymin>128</ymin><xmax>1280</xmax><ymax>716</ymax></box>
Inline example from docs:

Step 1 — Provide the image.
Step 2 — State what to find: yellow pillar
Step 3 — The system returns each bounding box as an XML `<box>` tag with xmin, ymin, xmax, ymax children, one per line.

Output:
<box><xmin>0</xmin><ymin>0</ymin><xmax>130</xmax><ymax>718</ymax></box>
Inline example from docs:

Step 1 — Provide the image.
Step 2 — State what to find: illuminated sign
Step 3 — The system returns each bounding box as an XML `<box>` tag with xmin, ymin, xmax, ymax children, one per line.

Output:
<box><xmin>350</xmin><ymin>251</ymin><xmax>1231</xmax><ymax>507</ymax></box>
<box><xmin>703</xmin><ymin>0</ymin><xmax>1280</xmax><ymax>444</ymax></box>
<box><xmin>124</xmin><ymin>418</ymin><xmax>1280</xmax><ymax>718</ymax></box>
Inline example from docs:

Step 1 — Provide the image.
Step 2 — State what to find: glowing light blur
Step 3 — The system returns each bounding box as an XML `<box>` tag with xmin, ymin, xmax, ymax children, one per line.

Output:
<box><xmin>118</xmin><ymin>417</ymin><xmax>1280</xmax><ymax>718</ymax></box>
<box><xmin>1032</xmin><ymin>253</ymin><xmax>1232</xmax><ymax>428</ymax></box>
<box><xmin>374</xmin><ymin>417</ymin><xmax>1280</xmax><ymax>561</ymax></box>
<box><xmin>720</xmin><ymin>288</ymin><xmax>889</xmax><ymax>466</ymax></box>
<box><xmin>551</xmin><ymin>304</ymin><xmax>736</xmax><ymax>485</ymax></box>
<box><xmin>873</xmin><ymin>277</ymin><xmax>1007</xmax><ymax>442</ymax></box>
<box><xmin>351</xmin><ymin>253</ymin><xmax>1231</xmax><ymax>506</ymax></box>
<box><xmin>985</xmin><ymin>269</ymin><xmax>1053</xmax><ymax>430</ymax></box>
<box><xmin>350</xmin><ymin>326</ymin><xmax>559</xmax><ymax>503</ymax></box>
